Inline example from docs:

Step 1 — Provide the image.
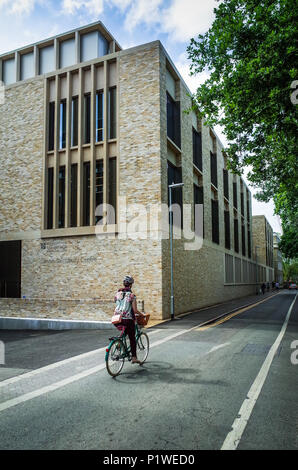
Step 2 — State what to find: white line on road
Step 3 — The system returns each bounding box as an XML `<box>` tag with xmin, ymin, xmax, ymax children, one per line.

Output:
<box><xmin>0</xmin><ymin>294</ymin><xmax>286</xmax><ymax>414</ymax></box>
<box><xmin>208</xmin><ymin>343</ymin><xmax>230</xmax><ymax>354</ymax></box>
<box><xmin>0</xmin><ymin>328</ymin><xmax>163</xmax><ymax>389</ymax></box>
<box><xmin>0</xmin><ymin>328</ymin><xmax>193</xmax><ymax>413</ymax></box>
<box><xmin>221</xmin><ymin>293</ymin><xmax>297</xmax><ymax>450</ymax></box>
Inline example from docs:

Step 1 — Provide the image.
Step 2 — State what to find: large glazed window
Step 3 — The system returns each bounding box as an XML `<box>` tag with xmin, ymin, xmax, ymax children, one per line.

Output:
<box><xmin>47</xmin><ymin>167</ymin><xmax>54</xmax><ymax>230</ymax></box>
<box><xmin>58</xmin><ymin>166</ymin><xmax>66</xmax><ymax>228</ymax></box>
<box><xmin>96</xmin><ymin>90</ymin><xmax>104</xmax><ymax>142</ymax></box>
<box><xmin>44</xmin><ymin>63</ymin><xmax>118</xmax><ymax>233</ymax></box>
<box><xmin>84</xmin><ymin>93</ymin><xmax>91</xmax><ymax>144</ymax></box>
<box><xmin>60</xmin><ymin>38</ymin><xmax>76</xmax><ymax>69</ymax></box>
<box><xmin>3</xmin><ymin>58</ymin><xmax>15</xmax><ymax>85</ymax></box>
<box><xmin>193</xmin><ymin>128</ymin><xmax>202</xmax><ymax>171</ymax></box>
<box><xmin>167</xmin><ymin>92</ymin><xmax>181</xmax><ymax>148</ymax></box>
<box><xmin>39</xmin><ymin>45</ymin><xmax>55</xmax><ymax>74</ymax></box>
<box><xmin>71</xmin><ymin>96</ymin><xmax>78</xmax><ymax>147</ymax></box>
<box><xmin>48</xmin><ymin>102</ymin><xmax>55</xmax><ymax>151</ymax></box>
<box><xmin>20</xmin><ymin>52</ymin><xmax>34</xmax><ymax>81</ymax></box>
<box><xmin>108</xmin><ymin>87</ymin><xmax>117</xmax><ymax>139</ymax></box>
<box><xmin>211</xmin><ymin>199</ymin><xmax>219</xmax><ymax>244</ymax></box>
<box><xmin>59</xmin><ymin>100</ymin><xmax>67</xmax><ymax>149</ymax></box>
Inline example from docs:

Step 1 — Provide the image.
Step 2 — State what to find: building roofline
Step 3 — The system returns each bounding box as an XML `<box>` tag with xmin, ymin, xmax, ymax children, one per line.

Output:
<box><xmin>0</xmin><ymin>20</ymin><xmax>122</xmax><ymax>59</ymax></box>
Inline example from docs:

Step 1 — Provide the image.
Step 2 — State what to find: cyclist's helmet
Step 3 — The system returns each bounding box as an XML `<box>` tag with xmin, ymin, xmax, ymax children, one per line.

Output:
<box><xmin>123</xmin><ymin>275</ymin><xmax>134</xmax><ymax>286</ymax></box>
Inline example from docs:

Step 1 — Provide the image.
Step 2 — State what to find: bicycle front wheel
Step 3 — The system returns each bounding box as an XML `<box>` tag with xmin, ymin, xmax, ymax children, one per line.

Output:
<box><xmin>106</xmin><ymin>339</ymin><xmax>125</xmax><ymax>377</ymax></box>
<box><xmin>136</xmin><ymin>332</ymin><xmax>149</xmax><ymax>364</ymax></box>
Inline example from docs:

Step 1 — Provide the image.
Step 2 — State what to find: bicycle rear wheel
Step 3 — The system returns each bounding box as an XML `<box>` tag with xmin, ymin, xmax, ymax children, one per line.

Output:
<box><xmin>136</xmin><ymin>332</ymin><xmax>149</xmax><ymax>364</ymax></box>
<box><xmin>106</xmin><ymin>339</ymin><xmax>125</xmax><ymax>377</ymax></box>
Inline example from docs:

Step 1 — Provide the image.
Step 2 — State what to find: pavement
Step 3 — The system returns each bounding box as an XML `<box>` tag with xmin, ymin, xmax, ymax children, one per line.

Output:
<box><xmin>148</xmin><ymin>288</ymin><xmax>281</xmax><ymax>328</ymax></box>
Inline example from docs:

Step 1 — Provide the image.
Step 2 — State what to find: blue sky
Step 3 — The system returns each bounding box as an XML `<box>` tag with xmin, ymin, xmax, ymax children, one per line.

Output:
<box><xmin>0</xmin><ymin>0</ymin><xmax>281</xmax><ymax>232</ymax></box>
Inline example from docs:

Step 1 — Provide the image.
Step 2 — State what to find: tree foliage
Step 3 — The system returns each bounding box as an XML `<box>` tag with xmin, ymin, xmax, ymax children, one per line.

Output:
<box><xmin>187</xmin><ymin>0</ymin><xmax>298</xmax><ymax>257</ymax></box>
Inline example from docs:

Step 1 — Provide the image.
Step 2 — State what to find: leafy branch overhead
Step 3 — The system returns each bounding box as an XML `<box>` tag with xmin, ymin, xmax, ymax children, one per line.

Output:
<box><xmin>187</xmin><ymin>0</ymin><xmax>298</xmax><ymax>258</ymax></box>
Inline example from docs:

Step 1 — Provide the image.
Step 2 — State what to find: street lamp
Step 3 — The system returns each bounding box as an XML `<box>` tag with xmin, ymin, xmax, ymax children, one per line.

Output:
<box><xmin>168</xmin><ymin>182</ymin><xmax>184</xmax><ymax>320</ymax></box>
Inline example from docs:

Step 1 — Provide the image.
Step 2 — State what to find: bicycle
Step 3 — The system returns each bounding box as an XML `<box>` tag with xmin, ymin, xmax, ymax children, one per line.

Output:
<box><xmin>105</xmin><ymin>320</ymin><xmax>150</xmax><ymax>377</ymax></box>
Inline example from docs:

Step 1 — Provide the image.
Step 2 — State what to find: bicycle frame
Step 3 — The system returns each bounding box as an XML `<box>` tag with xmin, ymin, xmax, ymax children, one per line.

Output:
<box><xmin>105</xmin><ymin>324</ymin><xmax>142</xmax><ymax>362</ymax></box>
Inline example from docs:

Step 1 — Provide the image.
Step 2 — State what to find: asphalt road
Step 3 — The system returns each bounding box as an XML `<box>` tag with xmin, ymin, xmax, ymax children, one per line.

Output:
<box><xmin>0</xmin><ymin>290</ymin><xmax>297</xmax><ymax>451</ymax></box>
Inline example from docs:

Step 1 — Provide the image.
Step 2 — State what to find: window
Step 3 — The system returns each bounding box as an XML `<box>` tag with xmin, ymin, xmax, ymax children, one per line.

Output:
<box><xmin>59</xmin><ymin>38</ymin><xmax>76</xmax><ymax>69</ymax></box>
<box><xmin>58</xmin><ymin>166</ymin><xmax>66</xmax><ymax>228</ymax></box>
<box><xmin>210</xmin><ymin>152</ymin><xmax>218</xmax><ymax>187</ymax></box>
<box><xmin>47</xmin><ymin>168</ymin><xmax>54</xmax><ymax>229</ymax></box>
<box><xmin>3</xmin><ymin>58</ymin><xmax>15</xmax><ymax>85</ymax></box>
<box><xmin>20</xmin><ymin>52</ymin><xmax>34</xmax><ymax>80</ymax></box>
<box><xmin>234</xmin><ymin>218</ymin><xmax>239</xmax><ymax>253</ymax></box>
<box><xmin>223</xmin><ymin>169</ymin><xmax>229</xmax><ymax>199</ymax></box>
<box><xmin>168</xmin><ymin>161</ymin><xmax>183</xmax><ymax>228</ymax></box>
<box><xmin>84</xmin><ymin>94</ymin><xmax>91</xmax><ymax>144</ymax></box>
<box><xmin>83</xmin><ymin>162</ymin><xmax>90</xmax><ymax>226</ymax></box>
<box><xmin>80</xmin><ymin>31</ymin><xmax>108</xmax><ymax>62</ymax></box>
<box><xmin>70</xmin><ymin>164</ymin><xmax>78</xmax><ymax>227</ymax></box>
<box><xmin>167</xmin><ymin>92</ymin><xmax>181</xmax><ymax>148</ymax></box>
<box><xmin>71</xmin><ymin>96</ymin><xmax>78</xmax><ymax>147</ymax></box>
<box><xmin>241</xmin><ymin>223</ymin><xmax>246</xmax><ymax>256</ymax></box>
<box><xmin>193</xmin><ymin>128</ymin><xmax>202</xmax><ymax>171</ymax></box>
<box><xmin>233</xmin><ymin>182</ymin><xmax>238</xmax><ymax>209</ymax></box>
<box><xmin>48</xmin><ymin>102</ymin><xmax>55</xmax><ymax>151</ymax></box>
<box><xmin>211</xmin><ymin>199</ymin><xmax>219</xmax><ymax>244</ymax></box>
<box><xmin>95</xmin><ymin>160</ymin><xmax>103</xmax><ymax>224</ymax></box>
<box><xmin>194</xmin><ymin>184</ymin><xmax>204</xmax><ymax>237</ymax></box>
<box><xmin>59</xmin><ymin>100</ymin><xmax>66</xmax><ymax>149</ymax></box>
<box><xmin>225</xmin><ymin>254</ymin><xmax>234</xmax><ymax>283</ymax></box>
<box><xmin>109</xmin><ymin>158</ymin><xmax>117</xmax><ymax>223</ymax></box>
<box><xmin>247</xmin><ymin>227</ymin><xmax>251</xmax><ymax>258</ymax></box>
<box><xmin>247</xmin><ymin>193</ymin><xmax>250</xmax><ymax>219</ymax></box>
<box><xmin>96</xmin><ymin>90</ymin><xmax>104</xmax><ymax>142</ymax></box>
<box><xmin>241</xmin><ymin>191</ymin><xmax>244</xmax><ymax>216</ymax></box>
<box><xmin>224</xmin><ymin>210</ymin><xmax>231</xmax><ymax>250</ymax></box>
<box><xmin>108</xmin><ymin>87</ymin><xmax>116</xmax><ymax>139</ymax></box>
<box><xmin>39</xmin><ymin>45</ymin><xmax>54</xmax><ymax>74</ymax></box>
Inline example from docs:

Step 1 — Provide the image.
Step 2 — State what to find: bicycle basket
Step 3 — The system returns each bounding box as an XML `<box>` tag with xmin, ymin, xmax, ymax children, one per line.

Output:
<box><xmin>136</xmin><ymin>314</ymin><xmax>150</xmax><ymax>326</ymax></box>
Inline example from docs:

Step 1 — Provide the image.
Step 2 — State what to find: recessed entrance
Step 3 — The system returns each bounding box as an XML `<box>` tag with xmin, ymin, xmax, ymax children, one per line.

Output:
<box><xmin>0</xmin><ymin>240</ymin><xmax>21</xmax><ymax>298</ymax></box>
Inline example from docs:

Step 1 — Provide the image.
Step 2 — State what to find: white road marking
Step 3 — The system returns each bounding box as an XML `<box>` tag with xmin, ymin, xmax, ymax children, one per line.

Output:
<box><xmin>208</xmin><ymin>343</ymin><xmax>230</xmax><ymax>354</ymax></box>
<box><xmin>221</xmin><ymin>293</ymin><xmax>297</xmax><ymax>450</ymax></box>
<box><xmin>0</xmin><ymin>329</ymin><xmax>163</xmax><ymax>389</ymax></box>
<box><xmin>0</xmin><ymin>294</ymin><xmax>287</xmax><ymax>414</ymax></box>
<box><xmin>0</xmin><ymin>326</ymin><xmax>199</xmax><ymax>413</ymax></box>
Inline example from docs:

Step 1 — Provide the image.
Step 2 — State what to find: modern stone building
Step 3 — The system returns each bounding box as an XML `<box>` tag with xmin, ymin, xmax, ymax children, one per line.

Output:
<box><xmin>273</xmin><ymin>233</ymin><xmax>283</xmax><ymax>284</ymax></box>
<box><xmin>252</xmin><ymin>215</ymin><xmax>274</xmax><ymax>285</ymax></box>
<box><xmin>0</xmin><ymin>21</ymin><xmax>271</xmax><ymax>322</ymax></box>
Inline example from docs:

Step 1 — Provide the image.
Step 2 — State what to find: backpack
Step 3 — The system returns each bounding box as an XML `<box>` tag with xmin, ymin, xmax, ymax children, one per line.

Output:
<box><xmin>114</xmin><ymin>290</ymin><xmax>134</xmax><ymax>318</ymax></box>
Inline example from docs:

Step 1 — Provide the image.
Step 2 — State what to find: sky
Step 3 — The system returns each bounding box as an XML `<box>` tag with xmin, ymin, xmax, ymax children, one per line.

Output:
<box><xmin>0</xmin><ymin>0</ymin><xmax>282</xmax><ymax>233</ymax></box>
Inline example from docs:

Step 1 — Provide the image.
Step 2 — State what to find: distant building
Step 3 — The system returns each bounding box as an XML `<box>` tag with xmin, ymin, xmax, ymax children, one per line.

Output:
<box><xmin>252</xmin><ymin>215</ymin><xmax>274</xmax><ymax>284</ymax></box>
<box><xmin>273</xmin><ymin>233</ymin><xmax>283</xmax><ymax>284</ymax></box>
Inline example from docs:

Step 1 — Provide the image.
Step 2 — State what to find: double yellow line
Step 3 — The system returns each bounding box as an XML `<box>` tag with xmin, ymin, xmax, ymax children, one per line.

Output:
<box><xmin>197</xmin><ymin>293</ymin><xmax>280</xmax><ymax>331</ymax></box>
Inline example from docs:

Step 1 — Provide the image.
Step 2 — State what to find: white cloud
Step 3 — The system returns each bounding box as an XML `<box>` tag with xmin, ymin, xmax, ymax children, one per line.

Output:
<box><xmin>62</xmin><ymin>0</ymin><xmax>104</xmax><ymax>16</ymax></box>
<box><xmin>0</xmin><ymin>0</ymin><xmax>36</xmax><ymax>15</ymax></box>
<box><xmin>123</xmin><ymin>0</ymin><xmax>163</xmax><ymax>31</ymax></box>
<box><xmin>161</xmin><ymin>0</ymin><xmax>218</xmax><ymax>41</ymax></box>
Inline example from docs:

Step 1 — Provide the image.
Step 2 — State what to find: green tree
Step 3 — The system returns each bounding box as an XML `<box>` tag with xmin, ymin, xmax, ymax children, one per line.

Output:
<box><xmin>187</xmin><ymin>0</ymin><xmax>298</xmax><ymax>256</ymax></box>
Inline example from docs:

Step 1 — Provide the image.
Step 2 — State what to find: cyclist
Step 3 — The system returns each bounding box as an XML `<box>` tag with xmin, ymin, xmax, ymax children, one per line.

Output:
<box><xmin>114</xmin><ymin>275</ymin><xmax>145</xmax><ymax>364</ymax></box>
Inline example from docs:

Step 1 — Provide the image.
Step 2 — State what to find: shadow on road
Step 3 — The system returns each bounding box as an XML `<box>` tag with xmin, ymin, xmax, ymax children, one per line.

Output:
<box><xmin>111</xmin><ymin>361</ymin><xmax>228</xmax><ymax>386</ymax></box>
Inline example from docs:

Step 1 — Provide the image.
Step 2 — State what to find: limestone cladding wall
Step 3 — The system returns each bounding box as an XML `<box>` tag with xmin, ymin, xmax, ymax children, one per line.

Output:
<box><xmin>18</xmin><ymin>43</ymin><xmax>164</xmax><ymax>320</ymax></box>
<box><xmin>252</xmin><ymin>216</ymin><xmax>266</xmax><ymax>265</ymax></box>
<box><xmin>21</xmin><ymin>236</ymin><xmax>163</xmax><ymax>318</ymax></box>
<box><xmin>159</xmin><ymin>46</ymin><xmax>255</xmax><ymax>317</ymax></box>
<box><xmin>0</xmin><ymin>78</ymin><xmax>44</xmax><ymax>235</ymax></box>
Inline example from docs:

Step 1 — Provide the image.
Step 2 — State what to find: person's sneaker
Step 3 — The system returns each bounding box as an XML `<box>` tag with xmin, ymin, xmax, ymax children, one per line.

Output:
<box><xmin>132</xmin><ymin>358</ymin><xmax>141</xmax><ymax>364</ymax></box>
